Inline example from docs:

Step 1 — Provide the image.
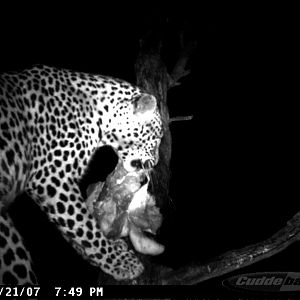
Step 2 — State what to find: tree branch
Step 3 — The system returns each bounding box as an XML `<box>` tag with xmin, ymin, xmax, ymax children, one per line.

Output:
<box><xmin>169</xmin><ymin>115</ymin><xmax>193</xmax><ymax>123</ymax></box>
<box><xmin>168</xmin><ymin>39</ymin><xmax>197</xmax><ymax>88</ymax></box>
<box><xmin>161</xmin><ymin>211</ymin><xmax>300</xmax><ymax>285</ymax></box>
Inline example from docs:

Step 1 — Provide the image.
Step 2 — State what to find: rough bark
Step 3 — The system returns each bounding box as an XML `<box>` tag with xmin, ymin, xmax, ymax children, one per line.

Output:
<box><xmin>134</xmin><ymin>40</ymin><xmax>172</xmax><ymax>210</ymax></box>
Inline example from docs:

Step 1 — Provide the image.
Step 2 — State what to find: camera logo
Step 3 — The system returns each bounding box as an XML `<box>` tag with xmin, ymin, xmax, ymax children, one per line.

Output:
<box><xmin>223</xmin><ymin>272</ymin><xmax>300</xmax><ymax>292</ymax></box>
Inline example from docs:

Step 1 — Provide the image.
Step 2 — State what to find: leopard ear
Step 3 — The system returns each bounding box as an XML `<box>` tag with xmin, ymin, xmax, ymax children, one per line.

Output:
<box><xmin>132</xmin><ymin>94</ymin><xmax>157</xmax><ymax>121</ymax></box>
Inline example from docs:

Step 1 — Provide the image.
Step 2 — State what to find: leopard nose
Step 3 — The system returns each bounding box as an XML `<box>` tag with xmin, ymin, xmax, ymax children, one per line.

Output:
<box><xmin>130</xmin><ymin>159</ymin><xmax>143</xmax><ymax>170</ymax></box>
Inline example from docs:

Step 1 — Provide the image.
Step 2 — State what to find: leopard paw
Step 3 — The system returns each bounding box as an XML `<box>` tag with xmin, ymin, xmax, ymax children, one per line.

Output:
<box><xmin>101</xmin><ymin>247</ymin><xmax>144</xmax><ymax>280</ymax></box>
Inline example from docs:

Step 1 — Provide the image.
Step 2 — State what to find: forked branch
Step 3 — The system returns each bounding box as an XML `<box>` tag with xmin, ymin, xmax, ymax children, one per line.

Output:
<box><xmin>168</xmin><ymin>39</ymin><xmax>197</xmax><ymax>88</ymax></box>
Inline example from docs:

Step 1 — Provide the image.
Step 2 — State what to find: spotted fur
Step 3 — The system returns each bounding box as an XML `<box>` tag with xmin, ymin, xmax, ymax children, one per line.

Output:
<box><xmin>0</xmin><ymin>65</ymin><xmax>163</xmax><ymax>284</ymax></box>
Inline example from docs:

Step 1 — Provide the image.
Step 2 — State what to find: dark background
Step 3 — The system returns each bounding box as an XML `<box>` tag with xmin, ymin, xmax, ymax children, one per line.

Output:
<box><xmin>1</xmin><ymin>3</ymin><xmax>299</xmax><ymax>297</ymax></box>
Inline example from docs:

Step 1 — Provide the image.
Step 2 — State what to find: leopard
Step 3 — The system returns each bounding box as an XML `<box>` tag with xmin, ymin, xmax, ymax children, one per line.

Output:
<box><xmin>0</xmin><ymin>65</ymin><xmax>163</xmax><ymax>284</ymax></box>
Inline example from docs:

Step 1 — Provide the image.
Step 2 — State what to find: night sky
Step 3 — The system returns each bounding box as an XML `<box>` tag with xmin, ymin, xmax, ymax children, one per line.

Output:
<box><xmin>1</xmin><ymin>4</ymin><xmax>299</xmax><ymax>297</ymax></box>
